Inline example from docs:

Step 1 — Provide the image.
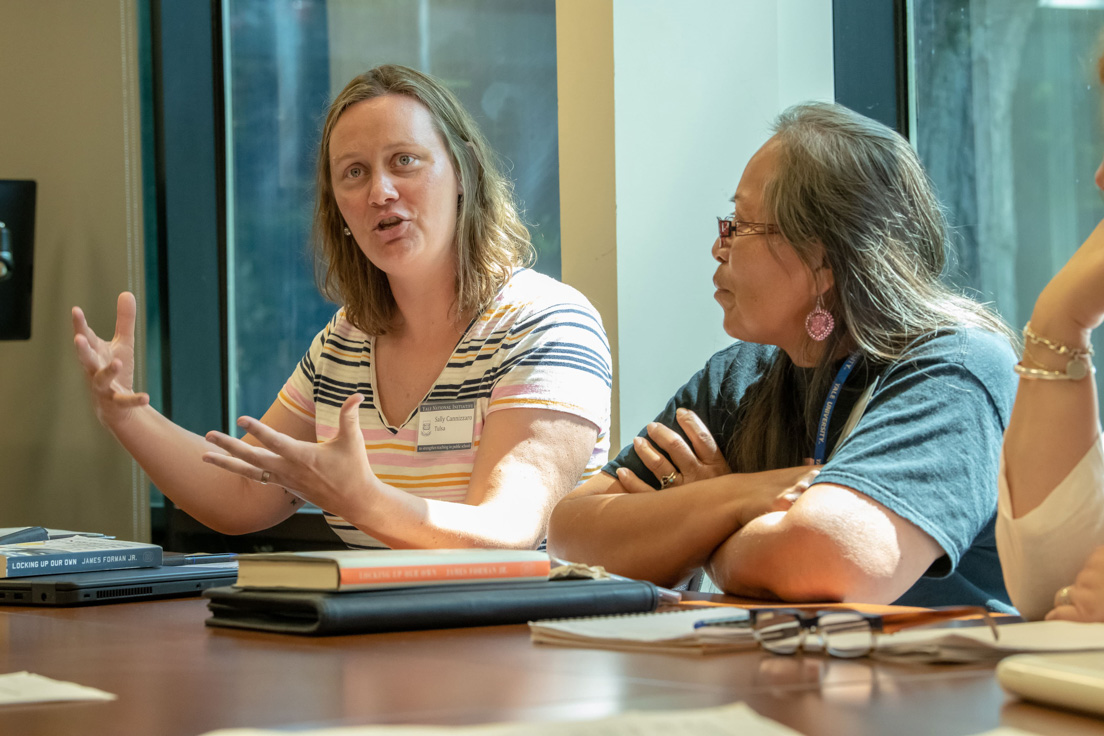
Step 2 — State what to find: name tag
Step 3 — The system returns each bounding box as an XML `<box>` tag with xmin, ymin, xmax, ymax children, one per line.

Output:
<box><xmin>416</xmin><ymin>400</ymin><xmax>475</xmax><ymax>452</ymax></box>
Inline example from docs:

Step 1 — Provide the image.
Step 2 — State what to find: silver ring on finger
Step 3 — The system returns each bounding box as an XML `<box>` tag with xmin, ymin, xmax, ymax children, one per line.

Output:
<box><xmin>1055</xmin><ymin>585</ymin><xmax>1074</xmax><ymax>608</ymax></box>
<box><xmin>259</xmin><ymin>469</ymin><xmax>271</xmax><ymax>485</ymax></box>
<box><xmin>659</xmin><ymin>470</ymin><xmax>678</xmax><ymax>489</ymax></box>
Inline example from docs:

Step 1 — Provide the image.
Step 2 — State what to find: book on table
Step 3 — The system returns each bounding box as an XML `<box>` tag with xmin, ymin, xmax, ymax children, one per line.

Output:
<box><xmin>233</xmin><ymin>548</ymin><xmax>552</xmax><ymax>592</ymax></box>
<box><xmin>0</xmin><ymin>536</ymin><xmax>162</xmax><ymax>578</ymax></box>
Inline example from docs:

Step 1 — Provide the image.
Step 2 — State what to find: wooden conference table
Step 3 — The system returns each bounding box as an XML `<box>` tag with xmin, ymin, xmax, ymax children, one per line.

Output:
<box><xmin>2</xmin><ymin>594</ymin><xmax>1103</xmax><ymax>736</ymax></box>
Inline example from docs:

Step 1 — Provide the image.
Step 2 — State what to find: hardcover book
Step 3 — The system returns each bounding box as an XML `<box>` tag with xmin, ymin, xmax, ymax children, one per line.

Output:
<box><xmin>0</xmin><ymin>537</ymin><xmax>162</xmax><ymax>578</ymax></box>
<box><xmin>233</xmin><ymin>548</ymin><xmax>552</xmax><ymax>592</ymax></box>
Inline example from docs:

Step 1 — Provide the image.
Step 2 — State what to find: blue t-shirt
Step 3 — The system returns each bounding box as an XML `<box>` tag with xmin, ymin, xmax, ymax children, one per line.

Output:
<box><xmin>605</xmin><ymin>329</ymin><xmax>1019</xmax><ymax>612</ymax></box>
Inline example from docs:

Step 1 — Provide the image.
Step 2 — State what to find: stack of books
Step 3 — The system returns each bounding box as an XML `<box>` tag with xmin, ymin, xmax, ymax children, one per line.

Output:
<box><xmin>204</xmin><ymin>549</ymin><xmax>662</xmax><ymax>635</ymax></box>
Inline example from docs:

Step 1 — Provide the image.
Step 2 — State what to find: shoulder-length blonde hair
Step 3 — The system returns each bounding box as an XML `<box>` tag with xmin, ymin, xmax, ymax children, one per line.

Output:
<box><xmin>314</xmin><ymin>64</ymin><xmax>534</xmax><ymax>334</ymax></box>
<box><xmin>727</xmin><ymin>102</ymin><xmax>1015</xmax><ymax>472</ymax></box>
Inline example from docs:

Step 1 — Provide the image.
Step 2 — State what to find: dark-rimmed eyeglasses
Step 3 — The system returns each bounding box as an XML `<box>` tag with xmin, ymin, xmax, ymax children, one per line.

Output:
<box><xmin>717</xmin><ymin>215</ymin><xmax>781</xmax><ymax>239</ymax></box>
<box><xmin>696</xmin><ymin>605</ymin><xmax>998</xmax><ymax>658</ymax></box>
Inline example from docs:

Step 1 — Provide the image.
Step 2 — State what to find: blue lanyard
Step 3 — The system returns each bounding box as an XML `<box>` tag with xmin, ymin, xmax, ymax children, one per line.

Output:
<box><xmin>813</xmin><ymin>352</ymin><xmax>860</xmax><ymax>466</ymax></box>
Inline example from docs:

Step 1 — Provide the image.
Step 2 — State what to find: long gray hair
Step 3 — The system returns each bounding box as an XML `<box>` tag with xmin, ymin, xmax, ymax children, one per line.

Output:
<box><xmin>727</xmin><ymin>101</ymin><xmax>1014</xmax><ymax>472</ymax></box>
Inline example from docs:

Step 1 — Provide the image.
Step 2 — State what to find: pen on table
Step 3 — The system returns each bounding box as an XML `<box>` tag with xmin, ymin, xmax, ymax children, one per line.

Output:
<box><xmin>0</xmin><ymin>526</ymin><xmax>50</xmax><ymax>545</ymax></box>
<box><xmin>693</xmin><ymin>615</ymin><xmax>752</xmax><ymax>629</ymax></box>
<box><xmin>161</xmin><ymin>552</ymin><xmax>239</xmax><ymax>566</ymax></box>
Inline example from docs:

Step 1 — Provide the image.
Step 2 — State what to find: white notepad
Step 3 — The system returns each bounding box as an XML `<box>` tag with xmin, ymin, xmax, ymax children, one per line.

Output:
<box><xmin>528</xmin><ymin>606</ymin><xmax>754</xmax><ymax>654</ymax></box>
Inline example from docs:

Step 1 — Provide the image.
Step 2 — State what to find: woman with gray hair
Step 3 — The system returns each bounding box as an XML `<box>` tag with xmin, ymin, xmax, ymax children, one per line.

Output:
<box><xmin>73</xmin><ymin>65</ymin><xmax>611</xmax><ymax>550</ymax></box>
<box><xmin>549</xmin><ymin>102</ymin><xmax>1018</xmax><ymax>609</ymax></box>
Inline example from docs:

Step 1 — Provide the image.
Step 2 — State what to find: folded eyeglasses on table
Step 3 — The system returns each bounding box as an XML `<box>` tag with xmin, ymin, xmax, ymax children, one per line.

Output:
<box><xmin>694</xmin><ymin>605</ymin><xmax>998</xmax><ymax>658</ymax></box>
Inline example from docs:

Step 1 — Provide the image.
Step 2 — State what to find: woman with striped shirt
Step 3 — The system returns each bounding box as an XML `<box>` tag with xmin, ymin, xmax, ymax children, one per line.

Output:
<box><xmin>73</xmin><ymin>65</ymin><xmax>611</xmax><ymax>550</ymax></box>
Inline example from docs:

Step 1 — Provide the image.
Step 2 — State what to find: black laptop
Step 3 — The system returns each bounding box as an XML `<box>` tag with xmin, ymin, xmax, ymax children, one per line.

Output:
<box><xmin>0</xmin><ymin>564</ymin><xmax>238</xmax><ymax>606</ymax></box>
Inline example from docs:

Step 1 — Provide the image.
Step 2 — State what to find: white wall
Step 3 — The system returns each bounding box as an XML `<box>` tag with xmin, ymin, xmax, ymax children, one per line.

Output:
<box><xmin>559</xmin><ymin>0</ymin><xmax>834</xmax><ymax>446</ymax></box>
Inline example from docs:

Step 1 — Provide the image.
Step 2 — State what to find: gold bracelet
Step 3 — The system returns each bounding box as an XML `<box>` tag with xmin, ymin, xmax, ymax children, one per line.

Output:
<box><xmin>1023</xmin><ymin>321</ymin><xmax>1094</xmax><ymax>359</ymax></box>
<box><xmin>1014</xmin><ymin>356</ymin><xmax>1096</xmax><ymax>381</ymax></box>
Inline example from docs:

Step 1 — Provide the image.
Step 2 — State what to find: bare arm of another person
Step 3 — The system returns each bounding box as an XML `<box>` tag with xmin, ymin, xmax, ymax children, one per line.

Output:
<box><xmin>998</xmin><ymin>219</ymin><xmax>1104</xmax><ymax>620</ymax></box>
<box><xmin>205</xmin><ymin>401</ymin><xmax>598</xmax><ymax>549</ymax></box>
<box><xmin>547</xmin><ymin>465</ymin><xmax>818</xmax><ymax>588</ymax></box>
<box><xmin>72</xmin><ymin>292</ymin><xmax>312</xmax><ymax>534</ymax></box>
<box><xmin>707</xmin><ymin>482</ymin><xmax>944</xmax><ymax>603</ymax></box>
<box><xmin>1002</xmin><ymin>218</ymin><xmax>1104</xmax><ymax>515</ymax></box>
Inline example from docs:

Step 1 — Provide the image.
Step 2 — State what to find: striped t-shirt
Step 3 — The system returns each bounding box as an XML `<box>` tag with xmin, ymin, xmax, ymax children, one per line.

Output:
<box><xmin>278</xmin><ymin>269</ymin><xmax>612</xmax><ymax>548</ymax></box>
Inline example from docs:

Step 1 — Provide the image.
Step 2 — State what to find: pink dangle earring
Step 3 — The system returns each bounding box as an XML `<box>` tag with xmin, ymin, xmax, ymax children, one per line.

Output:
<box><xmin>805</xmin><ymin>295</ymin><xmax>834</xmax><ymax>342</ymax></box>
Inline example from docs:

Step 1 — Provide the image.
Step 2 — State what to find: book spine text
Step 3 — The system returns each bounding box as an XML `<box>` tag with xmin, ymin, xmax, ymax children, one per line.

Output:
<box><xmin>2</xmin><ymin>547</ymin><xmax>162</xmax><ymax>578</ymax></box>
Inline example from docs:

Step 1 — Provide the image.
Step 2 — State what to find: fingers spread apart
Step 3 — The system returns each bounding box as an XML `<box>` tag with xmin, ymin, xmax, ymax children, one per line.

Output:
<box><xmin>204</xmin><ymin>428</ymin><xmax>285</xmax><ymax>485</ymax></box>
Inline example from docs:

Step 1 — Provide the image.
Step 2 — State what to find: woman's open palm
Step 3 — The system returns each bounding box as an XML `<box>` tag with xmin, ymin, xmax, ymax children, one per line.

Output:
<box><xmin>72</xmin><ymin>292</ymin><xmax>149</xmax><ymax>427</ymax></box>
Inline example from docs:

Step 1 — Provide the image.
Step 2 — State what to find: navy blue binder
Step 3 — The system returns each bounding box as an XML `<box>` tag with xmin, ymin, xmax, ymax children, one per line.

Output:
<box><xmin>204</xmin><ymin>577</ymin><xmax>660</xmax><ymax>636</ymax></box>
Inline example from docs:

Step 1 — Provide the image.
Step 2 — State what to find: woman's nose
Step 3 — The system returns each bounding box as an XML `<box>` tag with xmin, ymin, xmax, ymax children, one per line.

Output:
<box><xmin>369</xmin><ymin>172</ymin><xmax>398</xmax><ymax>205</ymax></box>
<box><xmin>711</xmin><ymin>237</ymin><xmax>727</xmax><ymax>264</ymax></box>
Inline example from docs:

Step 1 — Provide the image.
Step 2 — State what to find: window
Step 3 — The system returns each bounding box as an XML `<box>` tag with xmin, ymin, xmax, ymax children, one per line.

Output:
<box><xmin>910</xmin><ymin>0</ymin><xmax>1104</xmax><ymax>408</ymax></box>
<box><xmin>223</xmin><ymin>0</ymin><xmax>561</xmax><ymax>423</ymax></box>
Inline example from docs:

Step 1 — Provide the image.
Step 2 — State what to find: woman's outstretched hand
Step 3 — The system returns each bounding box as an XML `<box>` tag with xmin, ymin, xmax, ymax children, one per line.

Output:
<box><xmin>202</xmin><ymin>393</ymin><xmax>377</xmax><ymax>522</ymax></box>
<box><xmin>72</xmin><ymin>292</ymin><xmax>150</xmax><ymax>429</ymax></box>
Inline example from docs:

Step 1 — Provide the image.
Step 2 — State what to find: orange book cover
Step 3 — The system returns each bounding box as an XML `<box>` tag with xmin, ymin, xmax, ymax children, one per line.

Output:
<box><xmin>235</xmin><ymin>549</ymin><xmax>551</xmax><ymax>591</ymax></box>
<box><xmin>339</xmin><ymin>559</ymin><xmax>551</xmax><ymax>586</ymax></box>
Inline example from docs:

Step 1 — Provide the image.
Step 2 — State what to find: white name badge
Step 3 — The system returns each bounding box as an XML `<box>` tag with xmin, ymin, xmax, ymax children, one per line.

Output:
<box><xmin>416</xmin><ymin>400</ymin><xmax>476</xmax><ymax>452</ymax></box>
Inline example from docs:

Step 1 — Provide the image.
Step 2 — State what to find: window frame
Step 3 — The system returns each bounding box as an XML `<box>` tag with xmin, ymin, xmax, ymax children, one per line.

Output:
<box><xmin>832</xmin><ymin>0</ymin><xmax>910</xmax><ymax>135</ymax></box>
<box><xmin>148</xmin><ymin>0</ymin><xmax>332</xmax><ymax>551</ymax></box>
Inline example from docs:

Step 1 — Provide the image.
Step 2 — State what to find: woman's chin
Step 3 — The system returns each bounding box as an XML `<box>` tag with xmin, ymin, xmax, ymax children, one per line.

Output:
<box><xmin>361</xmin><ymin>244</ymin><xmax>418</xmax><ymax>275</ymax></box>
<box><xmin>721</xmin><ymin>317</ymin><xmax>747</xmax><ymax>341</ymax></box>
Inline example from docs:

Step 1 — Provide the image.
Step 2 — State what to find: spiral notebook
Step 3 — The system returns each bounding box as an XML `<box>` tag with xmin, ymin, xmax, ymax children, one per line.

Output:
<box><xmin>528</xmin><ymin>606</ymin><xmax>755</xmax><ymax>655</ymax></box>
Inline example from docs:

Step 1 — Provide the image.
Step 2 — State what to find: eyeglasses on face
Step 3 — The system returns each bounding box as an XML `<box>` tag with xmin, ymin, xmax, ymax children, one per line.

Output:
<box><xmin>717</xmin><ymin>215</ymin><xmax>781</xmax><ymax>239</ymax></box>
<box><xmin>746</xmin><ymin>605</ymin><xmax>998</xmax><ymax>658</ymax></box>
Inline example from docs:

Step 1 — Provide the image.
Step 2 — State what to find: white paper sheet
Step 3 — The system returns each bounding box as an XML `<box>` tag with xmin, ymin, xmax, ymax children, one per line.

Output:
<box><xmin>199</xmin><ymin>702</ymin><xmax>801</xmax><ymax>736</ymax></box>
<box><xmin>868</xmin><ymin>620</ymin><xmax>1104</xmax><ymax>663</ymax></box>
<box><xmin>0</xmin><ymin>671</ymin><xmax>116</xmax><ymax>706</ymax></box>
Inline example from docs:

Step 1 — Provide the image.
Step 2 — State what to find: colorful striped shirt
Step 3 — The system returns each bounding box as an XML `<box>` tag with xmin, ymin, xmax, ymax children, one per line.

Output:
<box><xmin>278</xmin><ymin>269</ymin><xmax>612</xmax><ymax>548</ymax></box>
